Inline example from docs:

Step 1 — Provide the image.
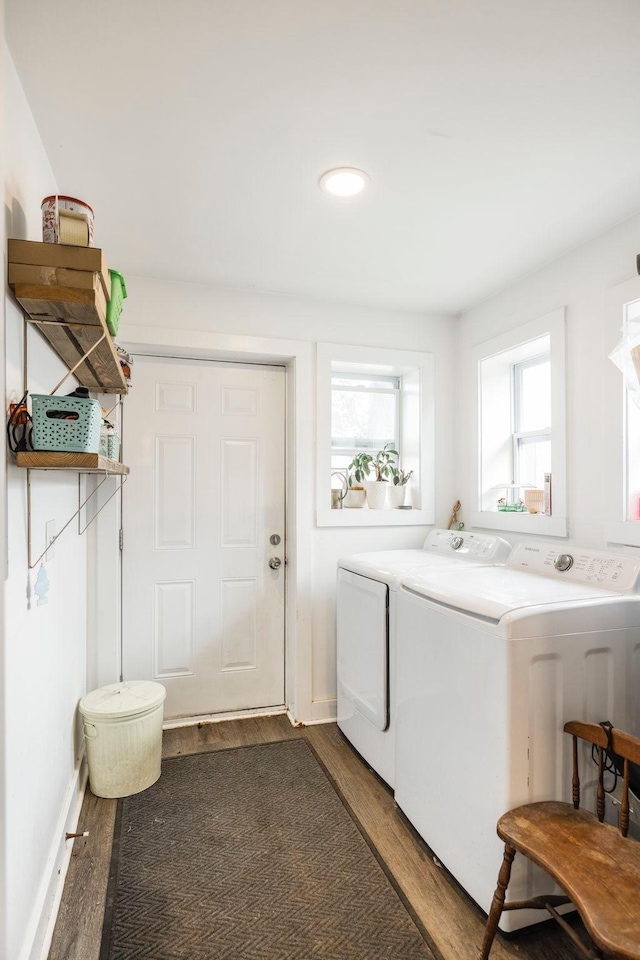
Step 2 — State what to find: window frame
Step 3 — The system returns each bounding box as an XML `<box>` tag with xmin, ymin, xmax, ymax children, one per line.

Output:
<box><xmin>316</xmin><ymin>342</ymin><xmax>435</xmax><ymax>527</ymax></box>
<box><xmin>469</xmin><ymin>307</ymin><xmax>567</xmax><ymax>537</ymax></box>
<box><xmin>603</xmin><ymin>275</ymin><xmax>640</xmax><ymax>546</ymax></box>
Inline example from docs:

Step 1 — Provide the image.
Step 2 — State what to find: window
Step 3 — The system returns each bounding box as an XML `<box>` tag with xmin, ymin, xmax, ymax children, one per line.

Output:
<box><xmin>316</xmin><ymin>343</ymin><xmax>435</xmax><ymax>527</ymax></box>
<box><xmin>622</xmin><ymin>298</ymin><xmax>640</xmax><ymax>521</ymax></box>
<box><xmin>512</xmin><ymin>354</ymin><xmax>551</xmax><ymax>492</ymax></box>
<box><xmin>470</xmin><ymin>308</ymin><xmax>567</xmax><ymax>536</ymax></box>
<box><xmin>330</xmin><ymin>373</ymin><xmax>400</xmax><ymax>472</ymax></box>
<box><xmin>604</xmin><ymin>276</ymin><xmax>640</xmax><ymax>545</ymax></box>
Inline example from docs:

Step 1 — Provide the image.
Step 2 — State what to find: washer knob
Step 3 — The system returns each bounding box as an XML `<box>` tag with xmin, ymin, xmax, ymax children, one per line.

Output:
<box><xmin>554</xmin><ymin>554</ymin><xmax>574</xmax><ymax>572</ymax></box>
<box><xmin>450</xmin><ymin>536</ymin><xmax>464</xmax><ymax>550</ymax></box>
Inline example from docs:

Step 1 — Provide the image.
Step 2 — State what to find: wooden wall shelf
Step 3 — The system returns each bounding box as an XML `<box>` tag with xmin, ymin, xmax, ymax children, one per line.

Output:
<box><xmin>8</xmin><ymin>239</ymin><xmax>128</xmax><ymax>394</ymax></box>
<box><xmin>16</xmin><ymin>452</ymin><xmax>129</xmax><ymax>475</ymax></box>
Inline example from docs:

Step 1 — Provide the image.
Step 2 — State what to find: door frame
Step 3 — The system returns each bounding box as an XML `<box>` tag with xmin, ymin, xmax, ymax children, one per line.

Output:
<box><xmin>89</xmin><ymin>325</ymin><xmax>315</xmax><ymax>724</ymax></box>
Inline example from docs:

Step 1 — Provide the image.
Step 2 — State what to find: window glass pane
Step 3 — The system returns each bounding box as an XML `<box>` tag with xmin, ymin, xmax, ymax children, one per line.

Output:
<box><xmin>626</xmin><ymin>394</ymin><xmax>640</xmax><ymax>519</ymax></box>
<box><xmin>517</xmin><ymin>360</ymin><xmax>551</xmax><ymax>432</ymax></box>
<box><xmin>624</xmin><ymin>301</ymin><xmax>640</xmax><ymax>520</ymax></box>
<box><xmin>331</xmin><ymin>387</ymin><xmax>397</xmax><ymax>451</ymax></box>
<box><xmin>516</xmin><ymin>437</ymin><xmax>551</xmax><ymax>491</ymax></box>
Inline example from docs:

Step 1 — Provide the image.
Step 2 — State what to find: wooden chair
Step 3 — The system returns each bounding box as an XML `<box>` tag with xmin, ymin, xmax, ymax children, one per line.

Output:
<box><xmin>480</xmin><ymin>721</ymin><xmax>640</xmax><ymax>960</ymax></box>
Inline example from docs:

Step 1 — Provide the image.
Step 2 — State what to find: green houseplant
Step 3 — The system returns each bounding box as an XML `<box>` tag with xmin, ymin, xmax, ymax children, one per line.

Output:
<box><xmin>389</xmin><ymin>465</ymin><xmax>413</xmax><ymax>508</ymax></box>
<box><xmin>347</xmin><ymin>452</ymin><xmax>373</xmax><ymax>486</ymax></box>
<box><xmin>343</xmin><ymin>453</ymin><xmax>370</xmax><ymax>508</ymax></box>
<box><xmin>365</xmin><ymin>442</ymin><xmax>398</xmax><ymax>510</ymax></box>
<box><xmin>371</xmin><ymin>442</ymin><xmax>398</xmax><ymax>481</ymax></box>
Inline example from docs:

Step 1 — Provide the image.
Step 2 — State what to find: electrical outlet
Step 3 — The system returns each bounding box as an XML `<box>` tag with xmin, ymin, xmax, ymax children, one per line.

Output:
<box><xmin>45</xmin><ymin>520</ymin><xmax>56</xmax><ymax>560</ymax></box>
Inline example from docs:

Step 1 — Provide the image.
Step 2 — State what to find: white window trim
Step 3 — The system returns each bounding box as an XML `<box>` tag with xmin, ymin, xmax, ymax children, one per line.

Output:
<box><xmin>316</xmin><ymin>342</ymin><xmax>435</xmax><ymax>527</ymax></box>
<box><xmin>603</xmin><ymin>275</ymin><xmax>640</xmax><ymax>546</ymax></box>
<box><xmin>469</xmin><ymin>307</ymin><xmax>567</xmax><ymax>537</ymax></box>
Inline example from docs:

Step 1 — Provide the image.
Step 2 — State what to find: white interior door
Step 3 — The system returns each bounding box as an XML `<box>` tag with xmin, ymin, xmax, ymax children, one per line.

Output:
<box><xmin>122</xmin><ymin>356</ymin><xmax>285</xmax><ymax>718</ymax></box>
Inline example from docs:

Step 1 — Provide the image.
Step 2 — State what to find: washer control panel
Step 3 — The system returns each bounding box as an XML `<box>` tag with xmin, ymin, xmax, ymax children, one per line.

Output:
<box><xmin>509</xmin><ymin>542</ymin><xmax>640</xmax><ymax>591</ymax></box>
<box><xmin>423</xmin><ymin>529</ymin><xmax>511</xmax><ymax>563</ymax></box>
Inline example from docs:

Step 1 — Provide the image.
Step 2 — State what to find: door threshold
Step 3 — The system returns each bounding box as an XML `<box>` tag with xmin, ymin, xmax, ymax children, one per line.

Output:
<box><xmin>163</xmin><ymin>705</ymin><xmax>288</xmax><ymax>730</ymax></box>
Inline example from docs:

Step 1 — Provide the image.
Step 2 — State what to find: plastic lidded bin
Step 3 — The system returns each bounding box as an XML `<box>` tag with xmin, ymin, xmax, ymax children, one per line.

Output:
<box><xmin>106</xmin><ymin>270</ymin><xmax>127</xmax><ymax>336</ymax></box>
<box><xmin>79</xmin><ymin>681</ymin><xmax>166</xmax><ymax>798</ymax></box>
<box><xmin>31</xmin><ymin>394</ymin><xmax>101</xmax><ymax>453</ymax></box>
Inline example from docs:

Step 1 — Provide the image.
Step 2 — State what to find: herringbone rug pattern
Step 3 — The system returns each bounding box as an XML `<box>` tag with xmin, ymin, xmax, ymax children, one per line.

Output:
<box><xmin>100</xmin><ymin>740</ymin><xmax>436</xmax><ymax>959</ymax></box>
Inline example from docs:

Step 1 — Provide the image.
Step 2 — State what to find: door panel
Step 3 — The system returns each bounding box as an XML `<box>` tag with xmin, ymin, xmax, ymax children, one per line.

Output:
<box><xmin>122</xmin><ymin>356</ymin><xmax>285</xmax><ymax>718</ymax></box>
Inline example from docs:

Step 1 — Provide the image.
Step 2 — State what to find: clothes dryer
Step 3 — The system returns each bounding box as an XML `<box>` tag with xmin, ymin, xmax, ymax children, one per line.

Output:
<box><xmin>337</xmin><ymin>529</ymin><xmax>511</xmax><ymax>787</ymax></box>
<box><xmin>395</xmin><ymin>541</ymin><xmax>640</xmax><ymax>931</ymax></box>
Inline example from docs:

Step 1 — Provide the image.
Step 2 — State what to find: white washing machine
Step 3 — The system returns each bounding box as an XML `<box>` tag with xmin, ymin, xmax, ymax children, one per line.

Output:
<box><xmin>395</xmin><ymin>540</ymin><xmax>640</xmax><ymax>931</ymax></box>
<box><xmin>336</xmin><ymin>529</ymin><xmax>511</xmax><ymax>788</ymax></box>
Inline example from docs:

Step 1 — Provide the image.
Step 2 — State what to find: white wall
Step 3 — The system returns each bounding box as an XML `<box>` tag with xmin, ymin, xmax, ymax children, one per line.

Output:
<box><xmin>456</xmin><ymin>209</ymin><xmax>640</xmax><ymax>551</ymax></box>
<box><xmin>0</xmin><ymin>6</ymin><xmax>7</xmax><ymax>957</ymax></box>
<box><xmin>3</xmin><ymin>48</ymin><xmax>89</xmax><ymax>960</ymax></box>
<box><xmin>119</xmin><ymin>277</ymin><xmax>456</xmax><ymax>713</ymax></box>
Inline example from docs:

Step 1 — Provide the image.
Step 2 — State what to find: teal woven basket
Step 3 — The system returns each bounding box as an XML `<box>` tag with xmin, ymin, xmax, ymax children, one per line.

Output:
<box><xmin>31</xmin><ymin>394</ymin><xmax>101</xmax><ymax>453</ymax></box>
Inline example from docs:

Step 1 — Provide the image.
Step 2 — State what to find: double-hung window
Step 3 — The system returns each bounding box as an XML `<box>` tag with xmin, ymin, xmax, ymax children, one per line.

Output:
<box><xmin>604</xmin><ymin>277</ymin><xmax>640</xmax><ymax>544</ymax></box>
<box><xmin>316</xmin><ymin>342</ymin><xmax>435</xmax><ymax>526</ymax></box>
<box><xmin>330</xmin><ymin>373</ymin><xmax>400</xmax><ymax>472</ymax></box>
<box><xmin>471</xmin><ymin>307</ymin><xmax>566</xmax><ymax>536</ymax></box>
<box><xmin>512</xmin><ymin>354</ymin><xmax>551</xmax><ymax>492</ymax></box>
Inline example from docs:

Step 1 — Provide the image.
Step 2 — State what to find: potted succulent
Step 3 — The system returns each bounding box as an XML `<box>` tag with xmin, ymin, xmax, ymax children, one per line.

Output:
<box><xmin>389</xmin><ymin>466</ymin><xmax>413</xmax><ymax>508</ymax></box>
<box><xmin>344</xmin><ymin>452</ymin><xmax>371</xmax><ymax>508</ymax></box>
<box><xmin>364</xmin><ymin>442</ymin><xmax>398</xmax><ymax>510</ymax></box>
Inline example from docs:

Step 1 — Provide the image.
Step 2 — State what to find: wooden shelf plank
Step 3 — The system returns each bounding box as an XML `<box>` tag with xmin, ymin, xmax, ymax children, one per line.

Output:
<box><xmin>8</xmin><ymin>240</ymin><xmax>128</xmax><ymax>395</ymax></box>
<box><xmin>34</xmin><ymin>321</ymin><xmax>127</xmax><ymax>393</ymax></box>
<box><xmin>16</xmin><ymin>452</ymin><xmax>129</xmax><ymax>475</ymax></box>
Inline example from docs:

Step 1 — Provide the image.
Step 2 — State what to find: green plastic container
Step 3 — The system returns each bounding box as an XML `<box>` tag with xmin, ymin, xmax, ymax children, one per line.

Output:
<box><xmin>106</xmin><ymin>270</ymin><xmax>127</xmax><ymax>337</ymax></box>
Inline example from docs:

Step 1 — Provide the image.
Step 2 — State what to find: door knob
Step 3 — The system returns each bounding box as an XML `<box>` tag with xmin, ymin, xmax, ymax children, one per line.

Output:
<box><xmin>268</xmin><ymin>557</ymin><xmax>282</xmax><ymax>570</ymax></box>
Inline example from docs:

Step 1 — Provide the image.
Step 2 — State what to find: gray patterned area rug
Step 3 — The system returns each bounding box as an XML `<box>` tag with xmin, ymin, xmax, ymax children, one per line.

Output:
<box><xmin>100</xmin><ymin>739</ymin><xmax>437</xmax><ymax>960</ymax></box>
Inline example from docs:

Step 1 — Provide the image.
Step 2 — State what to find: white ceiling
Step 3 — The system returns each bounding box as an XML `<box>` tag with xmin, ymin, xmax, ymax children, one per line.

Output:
<box><xmin>6</xmin><ymin>1</ymin><xmax>640</xmax><ymax>314</ymax></box>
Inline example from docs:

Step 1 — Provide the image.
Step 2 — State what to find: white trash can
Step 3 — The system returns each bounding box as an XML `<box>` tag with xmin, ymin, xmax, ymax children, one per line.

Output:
<box><xmin>79</xmin><ymin>680</ymin><xmax>166</xmax><ymax>799</ymax></box>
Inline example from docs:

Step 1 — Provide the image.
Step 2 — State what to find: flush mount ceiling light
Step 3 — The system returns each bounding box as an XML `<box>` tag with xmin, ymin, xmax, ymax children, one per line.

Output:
<box><xmin>319</xmin><ymin>167</ymin><xmax>370</xmax><ymax>198</ymax></box>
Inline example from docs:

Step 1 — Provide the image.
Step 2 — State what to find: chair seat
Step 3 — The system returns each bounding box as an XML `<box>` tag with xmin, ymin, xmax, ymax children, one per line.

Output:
<box><xmin>498</xmin><ymin>800</ymin><xmax>640</xmax><ymax>960</ymax></box>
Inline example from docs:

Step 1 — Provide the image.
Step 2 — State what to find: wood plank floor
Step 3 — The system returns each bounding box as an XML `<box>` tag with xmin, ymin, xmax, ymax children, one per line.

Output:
<box><xmin>49</xmin><ymin>716</ymin><xmax>586</xmax><ymax>960</ymax></box>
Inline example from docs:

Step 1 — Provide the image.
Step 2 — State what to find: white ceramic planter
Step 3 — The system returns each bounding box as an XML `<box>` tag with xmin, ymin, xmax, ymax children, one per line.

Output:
<box><xmin>344</xmin><ymin>487</ymin><xmax>366</xmax><ymax>508</ymax></box>
<box><xmin>365</xmin><ymin>480</ymin><xmax>388</xmax><ymax>509</ymax></box>
<box><xmin>388</xmin><ymin>484</ymin><xmax>407</xmax><ymax>508</ymax></box>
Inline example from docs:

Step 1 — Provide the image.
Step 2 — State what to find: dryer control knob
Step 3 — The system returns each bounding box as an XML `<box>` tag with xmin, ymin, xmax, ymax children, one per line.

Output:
<box><xmin>450</xmin><ymin>536</ymin><xmax>464</xmax><ymax>550</ymax></box>
<box><xmin>554</xmin><ymin>554</ymin><xmax>574</xmax><ymax>572</ymax></box>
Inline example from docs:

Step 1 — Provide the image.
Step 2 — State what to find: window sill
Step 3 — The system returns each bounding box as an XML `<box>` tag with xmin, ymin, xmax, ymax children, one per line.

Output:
<box><xmin>469</xmin><ymin>511</ymin><xmax>568</xmax><ymax>538</ymax></box>
<box><xmin>604</xmin><ymin>521</ymin><xmax>640</xmax><ymax>548</ymax></box>
<box><xmin>316</xmin><ymin>508</ymin><xmax>434</xmax><ymax>528</ymax></box>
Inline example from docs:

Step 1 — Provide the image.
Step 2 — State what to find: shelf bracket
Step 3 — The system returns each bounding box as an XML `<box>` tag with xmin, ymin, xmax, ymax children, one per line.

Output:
<box><xmin>24</xmin><ymin>316</ymin><xmax>108</xmax><ymax>394</ymax></box>
<box><xmin>49</xmin><ymin>331</ymin><xmax>107</xmax><ymax>396</ymax></box>
<box><xmin>26</xmin><ymin>469</ymin><xmax>127</xmax><ymax>570</ymax></box>
<box><xmin>77</xmin><ymin>472</ymin><xmax>128</xmax><ymax>536</ymax></box>
<box><xmin>103</xmin><ymin>396</ymin><xmax>123</xmax><ymax>421</ymax></box>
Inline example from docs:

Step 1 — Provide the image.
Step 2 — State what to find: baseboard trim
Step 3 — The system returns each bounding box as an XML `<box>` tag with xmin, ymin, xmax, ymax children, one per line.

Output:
<box><xmin>27</xmin><ymin>756</ymin><xmax>88</xmax><ymax>960</ymax></box>
<box><xmin>309</xmin><ymin>698</ymin><xmax>337</xmax><ymax>724</ymax></box>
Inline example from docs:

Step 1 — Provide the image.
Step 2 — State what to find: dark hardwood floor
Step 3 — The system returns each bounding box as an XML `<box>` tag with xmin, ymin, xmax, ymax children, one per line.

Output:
<box><xmin>49</xmin><ymin>716</ymin><xmax>586</xmax><ymax>960</ymax></box>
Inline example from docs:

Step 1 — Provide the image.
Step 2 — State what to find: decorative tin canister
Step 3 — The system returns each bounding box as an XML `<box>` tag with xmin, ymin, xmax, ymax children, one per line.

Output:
<box><xmin>41</xmin><ymin>195</ymin><xmax>95</xmax><ymax>246</ymax></box>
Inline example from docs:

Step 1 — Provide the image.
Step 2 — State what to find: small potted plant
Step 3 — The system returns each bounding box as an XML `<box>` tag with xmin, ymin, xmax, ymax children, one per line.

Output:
<box><xmin>389</xmin><ymin>466</ymin><xmax>413</xmax><ymax>508</ymax></box>
<box><xmin>496</xmin><ymin>497</ymin><xmax>527</xmax><ymax>512</ymax></box>
<box><xmin>344</xmin><ymin>453</ymin><xmax>371</xmax><ymax>508</ymax></box>
<box><xmin>365</xmin><ymin>442</ymin><xmax>398</xmax><ymax>509</ymax></box>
